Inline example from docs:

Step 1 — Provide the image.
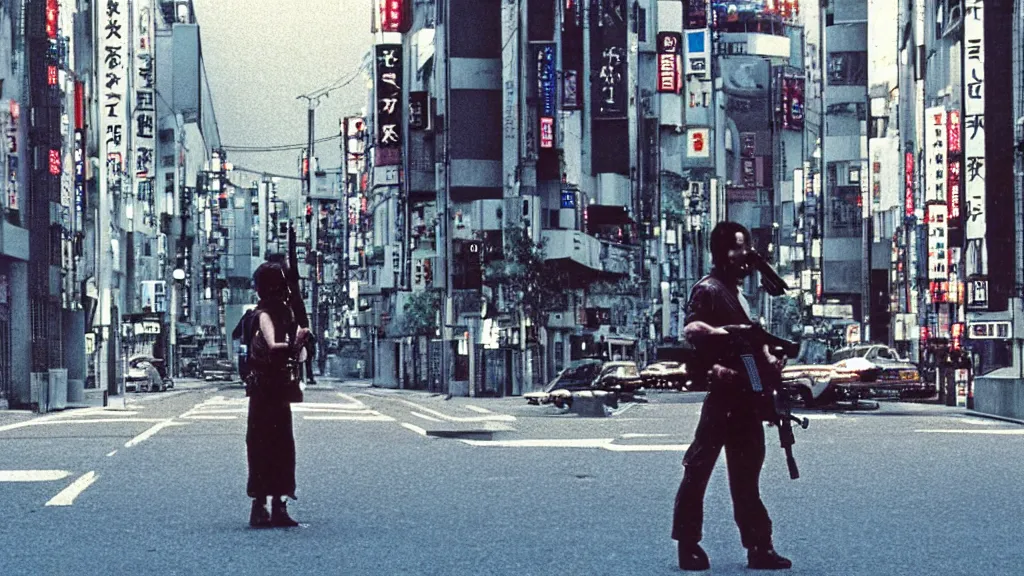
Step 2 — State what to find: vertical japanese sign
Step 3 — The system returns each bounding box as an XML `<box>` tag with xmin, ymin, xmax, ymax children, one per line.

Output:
<box><xmin>927</xmin><ymin>203</ymin><xmax>948</xmax><ymax>280</ymax></box>
<box><xmin>591</xmin><ymin>0</ymin><xmax>628</xmax><ymax>118</ymax></box>
<box><xmin>378</xmin><ymin>0</ymin><xmax>407</xmax><ymax>33</ymax></box>
<box><xmin>962</xmin><ymin>0</ymin><xmax>987</xmax><ymax>273</ymax></box>
<box><xmin>685</xmin><ymin>0</ymin><xmax>707</xmax><ymax>29</ymax></box>
<box><xmin>560</xmin><ymin>0</ymin><xmax>582</xmax><ymax>110</ymax></box>
<box><xmin>535</xmin><ymin>43</ymin><xmax>557</xmax><ymax>149</ymax></box>
<box><xmin>133</xmin><ymin>0</ymin><xmax>155</xmax><ymax>184</ymax></box>
<box><xmin>904</xmin><ymin>152</ymin><xmax>915</xmax><ymax>218</ymax></box>
<box><xmin>502</xmin><ymin>0</ymin><xmax>520</xmax><ymax>193</ymax></box>
<box><xmin>75</xmin><ymin>82</ymin><xmax>85</xmax><ymax>233</ymax></box>
<box><xmin>781</xmin><ymin>75</ymin><xmax>804</xmax><ymax>131</ymax></box>
<box><xmin>947</xmin><ymin>109</ymin><xmax>962</xmax><ymax>228</ymax></box>
<box><xmin>924</xmin><ymin>106</ymin><xmax>946</xmax><ymax>203</ymax></box>
<box><xmin>375</xmin><ymin>44</ymin><xmax>403</xmax><ymax>166</ymax></box>
<box><xmin>100</xmin><ymin>0</ymin><xmax>129</xmax><ymax>197</ymax></box>
<box><xmin>684</xmin><ymin>29</ymin><xmax>710</xmax><ymax>77</ymax></box>
<box><xmin>656</xmin><ymin>32</ymin><xmax>681</xmax><ymax>94</ymax></box>
<box><xmin>5</xmin><ymin>102</ymin><xmax>18</xmax><ymax>211</ymax></box>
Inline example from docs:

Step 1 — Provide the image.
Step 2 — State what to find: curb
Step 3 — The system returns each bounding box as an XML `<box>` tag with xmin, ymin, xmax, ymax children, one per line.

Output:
<box><xmin>963</xmin><ymin>410</ymin><xmax>1024</xmax><ymax>426</ymax></box>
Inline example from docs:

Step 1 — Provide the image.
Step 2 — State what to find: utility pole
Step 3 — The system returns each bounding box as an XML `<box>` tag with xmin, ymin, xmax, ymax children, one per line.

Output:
<box><xmin>297</xmin><ymin>92</ymin><xmax>327</xmax><ymax>380</ymax></box>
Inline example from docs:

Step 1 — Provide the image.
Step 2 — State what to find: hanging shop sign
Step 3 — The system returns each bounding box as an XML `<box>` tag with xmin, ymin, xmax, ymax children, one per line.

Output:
<box><xmin>591</xmin><ymin>0</ymin><xmax>628</xmax><ymax>118</ymax></box>
<box><xmin>378</xmin><ymin>0</ymin><xmax>409</xmax><ymax>33</ymax></box>
<box><xmin>947</xmin><ymin>109</ymin><xmax>962</xmax><ymax>227</ymax></box>
<box><xmin>100</xmin><ymin>0</ymin><xmax>130</xmax><ymax>197</ymax></box>
<box><xmin>535</xmin><ymin>42</ymin><xmax>557</xmax><ymax>148</ymax></box>
<box><xmin>904</xmin><ymin>151</ymin><xmax>914</xmax><ymax>218</ymax></box>
<box><xmin>133</xmin><ymin>0</ymin><xmax>156</xmax><ymax>181</ymax></box>
<box><xmin>656</xmin><ymin>32</ymin><xmax>681</xmax><ymax>94</ymax></box>
<box><xmin>926</xmin><ymin>203</ymin><xmax>948</xmax><ymax>281</ymax></box>
<box><xmin>780</xmin><ymin>75</ymin><xmax>805</xmax><ymax>131</ymax></box>
<box><xmin>375</xmin><ymin>44</ymin><xmax>403</xmax><ymax>166</ymax></box>
<box><xmin>924</xmin><ymin>106</ymin><xmax>946</xmax><ymax>204</ymax></box>
<box><xmin>963</xmin><ymin>0</ymin><xmax>987</xmax><ymax>274</ymax></box>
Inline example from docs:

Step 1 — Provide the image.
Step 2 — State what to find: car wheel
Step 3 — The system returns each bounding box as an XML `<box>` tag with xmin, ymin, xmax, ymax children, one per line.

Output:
<box><xmin>799</xmin><ymin>387</ymin><xmax>816</xmax><ymax>408</ymax></box>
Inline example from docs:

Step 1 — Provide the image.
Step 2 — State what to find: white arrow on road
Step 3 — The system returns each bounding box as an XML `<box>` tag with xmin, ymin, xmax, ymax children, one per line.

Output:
<box><xmin>46</xmin><ymin>472</ymin><xmax>98</xmax><ymax>507</ymax></box>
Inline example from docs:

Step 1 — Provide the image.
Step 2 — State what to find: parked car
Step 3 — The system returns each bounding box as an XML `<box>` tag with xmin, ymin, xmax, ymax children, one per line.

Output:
<box><xmin>640</xmin><ymin>361</ymin><xmax>688</xmax><ymax>389</ymax></box>
<box><xmin>126</xmin><ymin>355</ymin><xmax>168</xmax><ymax>393</ymax></box>
<box><xmin>782</xmin><ymin>343</ymin><xmax>928</xmax><ymax>405</ymax></box>
<box><xmin>200</xmin><ymin>356</ymin><xmax>235</xmax><ymax>382</ymax></box>
<box><xmin>525</xmin><ymin>359</ymin><xmax>645</xmax><ymax>407</ymax></box>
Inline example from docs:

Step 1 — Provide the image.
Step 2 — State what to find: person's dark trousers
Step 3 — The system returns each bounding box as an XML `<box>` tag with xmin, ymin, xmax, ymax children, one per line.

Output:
<box><xmin>672</xmin><ymin>392</ymin><xmax>773</xmax><ymax>549</ymax></box>
<box><xmin>304</xmin><ymin>339</ymin><xmax>317</xmax><ymax>384</ymax></box>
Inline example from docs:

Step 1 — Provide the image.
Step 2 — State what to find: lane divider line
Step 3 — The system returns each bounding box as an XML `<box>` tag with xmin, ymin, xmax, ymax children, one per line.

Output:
<box><xmin>46</xmin><ymin>472</ymin><xmax>98</xmax><ymax>507</ymax></box>
<box><xmin>106</xmin><ymin>450</ymin><xmax>117</xmax><ymax>457</ymax></box>
<box><xmin>465</xmin><ymin>405</ymin><xmax>493</xmax><ymax>414</ymax></box>
<box><xmin>400</xmin><ymin>422</ymin><xmax>430</xmax><ymax>437</ymax></box>
<box><xmin>915</xmin><ymin>429</ymin><xmax>1024</xmax><ymax>435</ymax></box>
<box><xmin>302</xmin><ymin>415</ymin><xmax>396</xmax><ymax>422</ymax></box>
<box><xmin>124</xmin><ymin>420</ymin><xmax>185</xmax><ymax>448</ymax></box>
<box><xmin>409</xmin><ymin>411</ymin><xmax>444</xmax><ymax>423</ymax></box>
<box><xmin>0</xmin><ymin>470</ymin><xmax>71</xmax><ymax>482</ymax></box>
<box><xmin>394</xmin><ymin>399</ymin><xmax>516</xmax><ymax>423</ymax></box>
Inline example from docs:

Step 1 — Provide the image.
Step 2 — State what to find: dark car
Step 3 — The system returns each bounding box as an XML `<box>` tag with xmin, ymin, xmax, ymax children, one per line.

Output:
<box><xmin>524</xmin><ymin>359</ymin><xmax>644</xmax><ymax>407</ymax></box>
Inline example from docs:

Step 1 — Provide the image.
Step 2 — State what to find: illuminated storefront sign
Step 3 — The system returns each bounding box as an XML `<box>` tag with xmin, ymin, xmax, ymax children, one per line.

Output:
<box><xmin>947</xmin><ymin>109</ymin><xmax>961</xmax><ymax>227</ymax></box>
<box><xmin>924</xmin><ymin>106</ymin><xmax>946</xmax><ymax>203</ymax></box>
<box><xmin>904</xmin><ymin>152</ymin><xmax>914</xmax><ymax>218</ymax></box>
<box><xmin>379</xmin><ymin>0</ymin><xmax>407</xmax><ymax>33</ymax></box>
<box><xmin>591</xmin><ymin>0</ymin><xmax>628</xmax><ymax>118</ymax></box>
<box><xmin>780</xmin><ymin>75</ymin><xmax>804</xmax><ymax>131</ymax></box>
<box><xmin>536</xmin><ymin>43</ymin><xmax>556</xmax><ymax>148</ymax></box>
<box><xmin>375</xmin><ymin>44</ymin><xmax>403</xmax><ymax>166</ymax></box>
<box><xmin>927</xmin><ymin>203</ymin><xmax>948</xmax><ymax>281</ymax></box>
<box><xmin>657</xmin><ymin>32</ymin><xmax>681</xmax><ymax>94</ymax></box>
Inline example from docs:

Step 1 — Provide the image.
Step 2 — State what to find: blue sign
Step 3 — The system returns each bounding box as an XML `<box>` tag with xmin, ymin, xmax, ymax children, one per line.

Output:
<box><xmin>561</xmin><ymin>190</ymin><xmax>576</xmax><ymax>209</ymax></box>
<box><xmin>536</xmin><ymin>43</ymin><xmax>557</xmax><ymax>117</ymax></box>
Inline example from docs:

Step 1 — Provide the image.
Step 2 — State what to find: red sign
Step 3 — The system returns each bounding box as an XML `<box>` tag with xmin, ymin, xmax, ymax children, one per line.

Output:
<box><xmin>46</xmin><ymin>0</ymin><xmax>58</xmax><ymax>40</ymax></box>
<box><xmin>904</xmin><ymin>152</ymin><xmax>914</xmax><ymax>218</ymax></box>
<box><xmin>656</xmin><ymin>33</ymin><xmax>681</xmax><ymax>94</ymax></box>
<box><xmin>539</xmin><ymin>117</ymin><xmax>554</xmax><ymax>149</ymax></box>
<box><xmin>920</xmin><ymin>326</ymin><xmax>930</xmax><ymax>342</ymax></box>
<box><xmin>74</xmin><ymin>81</ymin><xmax>85</xmax><ymax>130</ymax></box>
<box><xmin>951</xmin><ymin>322</ymin><xmax>964</xmax><ymax>351</ymax></box>
<box><xmin>692</xmin><ymin>131</ymin><xmax>705</xmax><ymax>153</ymax></box>
<box><xmin>947</xmin><ymin>110</ymin><xmax>961</xmax><ymax>225</ymax></box>
<box><xmin>47</xmin><ymin>65</ymin><xmax>58</xmax><ymax>86</ymax></box>
<box><xmin>379</xmin><ymin>0</ymin><xmax>406</xmax><ymax>33</ymax></box>
<box><xmin>48</xmin><ymin>149</ymin><xmax>61</xmax><ymax>175</ymax></box>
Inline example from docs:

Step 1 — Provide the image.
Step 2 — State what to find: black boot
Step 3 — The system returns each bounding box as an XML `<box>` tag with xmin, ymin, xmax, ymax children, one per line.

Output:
<box><xmin>747</xmin><ymin>546</ymin><xmax>792</xmax><ymax>570</ymax></box>
<box><xmin>270</xmin><ymin>497</ymin><xmax>299</xmax><ymax>527</ymax></box>
<box><xmin>249</xmin><ymin>497</ymin><xmax>271</xmax><ymax>528</ymax></box>
<box><xmin>678</xmin><ymin>542</ymin><xmax>710</xmax><ymax>571</ymax></box>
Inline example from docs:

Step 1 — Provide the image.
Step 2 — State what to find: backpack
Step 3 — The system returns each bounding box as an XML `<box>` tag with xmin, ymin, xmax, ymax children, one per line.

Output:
<box><xmin>234</xmin><ymin>308</ymin><xmax>263</xmax><ymax>387</ymax></box>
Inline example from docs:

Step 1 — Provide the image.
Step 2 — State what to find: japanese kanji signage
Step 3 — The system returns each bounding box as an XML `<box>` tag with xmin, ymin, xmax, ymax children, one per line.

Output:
<box><xmin>947</xmin><ymin>110</ymin><xmax>961</xmax><ymax>227</ymax></box>
<box><xmin>927</xmin><ymin>203</ymin><xmax>948</xmax><ymax>281</ymax></box>
<box><xmin>656</xmin><ymin>32</ymin><xmax>681</xmax><ymax>94</ymax></box>
<box><xmin>924</xmin><ymin>106</ymin><xmax>946</xmax><ymax>204</ymax></box>
<box><xmin>780</xmin><ymin>75</ymin><xmax>804</xmax><ymax>131</ymax></box>
<box><xmin>963</xmin><ymin>0</ymin><xmax>986</xmax><ymax>243</ymax></box>
<box><xmin>378</xmin><ymin>0</ymin><xmax>407</xmax><ymax>33</ymax></box>
<box><xmin>375</xmin><ymin>44</ymin><xmax>403</xmax><ymax>166</ymax></box>
<box><xmin>590</xmin><ymin>0</ymin><xmax>628</xmax><ymax>118</ymax></box>
<box><xmin>535</xmin><ymin>42</ymin><xmax>556</xmax><ymax>148</ymax></box>
<box><xmin>100</xmin><ymin>0</ymin><xmax>129</xmax><ymax>197</ymax></box>
<box><xmin>133</xmin><ymin>0</ymin><xmax>155</xmax><ymax>181</ymax></box>
<box><xmin>687</xmin><ymin>128</ymin><xmax>710</xmax><ymax>158</ymax></box>
<box><xmin>904</xmin><ymin>151</ymin><xmax>914</xmax><ymax>218</ymax></box>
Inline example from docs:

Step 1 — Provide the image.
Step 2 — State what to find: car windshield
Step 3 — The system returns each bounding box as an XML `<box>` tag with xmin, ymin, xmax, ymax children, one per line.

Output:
<box><xmin>832</xmin><ymin>347</ymin><xmax>870</xmax><ymax>362</ymax></box>
<box><xmin>605</xmin><ymin>364</ymin><xmax>639</xmax><ymax>378</ymax></box>
<box><xmin>549</xmin><ymin>360</ymin><xmax>602</xmax><ymax>389</ymax></box>
<box><xmin>654</xmin><ymin>362</ymin><xmax>679</xmax><ymax>369</ymax></box>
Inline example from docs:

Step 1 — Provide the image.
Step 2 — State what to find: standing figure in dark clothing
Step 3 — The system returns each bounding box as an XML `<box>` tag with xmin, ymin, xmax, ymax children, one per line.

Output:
<box><xmin>265</xmin><ymin>252</ymin><xmax>317</xmax><ymax>385</ymax></box>
<box><xmin>672</xmin><ymin>221</ymin><xmax>792</xmax><ymax>571</ymax></box>
<box><xmin>245</xmin><ymin>262</ymin><xmax>310</xmax><ymax>528</ymax></box>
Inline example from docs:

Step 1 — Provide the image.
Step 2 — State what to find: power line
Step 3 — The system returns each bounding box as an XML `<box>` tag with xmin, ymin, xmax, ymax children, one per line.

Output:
<box><xmin>230</xmin><ymin>165</ymin><xmax>303</xmax><ymax>181</ymax></box>
<box><xmin>222</xmin><ymin>134</ymin><xmax>341</xmax><ymax>153</ymax></box>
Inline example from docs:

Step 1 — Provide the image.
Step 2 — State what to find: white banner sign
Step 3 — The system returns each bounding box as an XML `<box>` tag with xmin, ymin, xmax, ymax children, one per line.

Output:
<box><xmin>924</xmin><ymin>106</ymin><xmax>946</xmax><ymax>203</ymax></box>
<box><xmin>100</xmin><ymin>0</ymin><xmax>130</xmax><ymax>197</ymax></box>
<box><xmin>133</xmin><ymin>0</ymin><xmax>155</xmax><ymax>182</ymax></box>
<box><xmin>963</xmin><ymin>0</ymin><xmax>986</xmax><ymax>242</ymax></box>
<box><xmin>927</xmin><ymin>203</ymin><xmax>948</xmax><ymax>280</ymax></box>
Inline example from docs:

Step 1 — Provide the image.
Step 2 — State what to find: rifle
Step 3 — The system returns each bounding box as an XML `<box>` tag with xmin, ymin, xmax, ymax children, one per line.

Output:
<box><xmin>286</xmin><ymin>222</ymin><xmax>310</xmax><ymax>330</ymax></box>
<box><xmin>713</xmin><ymin>324</ymin><xmax>810</xmax><ymax>480</ymax></box>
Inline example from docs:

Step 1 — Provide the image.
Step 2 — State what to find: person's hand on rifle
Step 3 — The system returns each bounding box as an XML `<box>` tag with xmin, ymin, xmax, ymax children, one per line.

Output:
<box><xmin>706</xmin><ymin>364</ymin><xmax>740</xmax><ymax>389</ymax></box>
<box><xmin>763</xmin><ymin>344</ymin><xmax>786</xmax><ymax>373</ymax></box>
<box><xmin>295</xmin><ymin>327</ymin><xmax>311</xmax><ymax>348</ymax></box>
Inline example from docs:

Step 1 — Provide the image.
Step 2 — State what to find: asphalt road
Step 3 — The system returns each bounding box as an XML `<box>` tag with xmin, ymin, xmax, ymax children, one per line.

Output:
<box><xmin>1</xmin><ymin>383</ymin><xmax>1021</xmax><ymax>575</ymax></box>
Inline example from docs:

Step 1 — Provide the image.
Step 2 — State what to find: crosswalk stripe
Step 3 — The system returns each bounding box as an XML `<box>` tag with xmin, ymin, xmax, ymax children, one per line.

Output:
<box><xmin>303</xmin><ymin>414</ymin><xmax>395</xmax><ymax>422</ymax></box>
<box><xmin>410</xmin><ymin>411</ymin><xmax>444</xmax><ymax>423</ymax></box>
<box><xmin>916</xmin><ymin>429</ymin><xmax>1024</xmax><ymax>435</ymax></box>
<box><xmin>0</xmin><ymin>470</ymin><xmax>71</xmax><ymax>482</ymax></box>
<box><xmin>45</xmin><ymin>472</ymin><xmax>98</xmax><ymax>507</ymax></box>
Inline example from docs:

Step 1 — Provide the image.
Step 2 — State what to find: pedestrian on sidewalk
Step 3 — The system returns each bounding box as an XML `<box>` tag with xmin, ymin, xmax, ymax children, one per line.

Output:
<box><xmin>671</xmin><ymin>221</ymin><xmax>792</xmax><ymax>571</ymax></box>
<box><xmin>243</xmin><ymin>262</ymin><xmax>309</xmax><ymax>528</ymax></box>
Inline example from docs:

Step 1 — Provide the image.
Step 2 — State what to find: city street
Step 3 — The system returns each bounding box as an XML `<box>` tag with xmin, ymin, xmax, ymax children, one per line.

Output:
<box><xmin>1</xmin><ymin>384</ymin><xmax>1021</xmax><ymax>575</ymax></box>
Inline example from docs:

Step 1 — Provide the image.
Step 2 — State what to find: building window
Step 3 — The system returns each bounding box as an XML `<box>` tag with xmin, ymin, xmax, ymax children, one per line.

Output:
<box><xmin>827</xmin><ymin>52</ymin><xmax>867</xmax><ymax>86</ymax></box>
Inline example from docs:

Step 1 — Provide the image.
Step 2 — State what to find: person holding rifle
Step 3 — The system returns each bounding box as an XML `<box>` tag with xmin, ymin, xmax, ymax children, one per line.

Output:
<box><xmin>243</xmin><ymin>262</ymin><xmax>310</xmax><ymax>528</ymax></box>
<box><xmin>267</xmin><ymin>251</ymin><xmax>317</xmax><ymax>385</ymax></box>
<box><xmin>671</xmin><ymin>221</ymin><xmax>792</xmax><ymax>571</ymax></box>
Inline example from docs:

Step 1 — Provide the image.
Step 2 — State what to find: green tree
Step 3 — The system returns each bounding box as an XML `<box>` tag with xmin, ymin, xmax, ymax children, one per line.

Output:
<box><xmin>401</xmin><ymin>289</ymin><xmax>443</xmax><ymax>337</ymax></box>
<box><xmin>483</xmin><ymin>225</ymin><xmax>570</xmax><ymax>327</ymax></box>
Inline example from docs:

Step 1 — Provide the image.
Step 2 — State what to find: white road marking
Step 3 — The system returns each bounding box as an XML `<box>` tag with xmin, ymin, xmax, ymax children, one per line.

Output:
<box><xmin>124</xmin><ymin>420</ymin><xmax>185</xmax><ymax>447</ymax></box>
<box><xmin>336</xmin><ymin>393</ymin><xmax>367</xmax><ymax>406</ymax></box>
<box><xmin>106</xmin><ymin>450</ymin><xmax>118</xmax><ymax>457</ymax></box>
<box><xmin>410</xmin><ymin>411</ymin><xmax>444</xmax><ymax>423</ymax></box>
<box><xmin>602</xmin><ymin>443</ymin><xmax>691</xmax><ymax>452</ymax></box>
<box><xmin>400</xmin><ymin>422</ymin><xmax>429</xmax><ymax>436</ymax></box>
<box><xmin>395</xmin><ymin>399</ymin><xmax>516</xmax><ymax>422</ymax></box>
<box><xmin>302</xmin><ymin>414</ymin><xmax>396</xmax><ymax>422</ymax></box>
<box><xmin>183</xmin><ymin>415</ymin><xmax>238</xmax><ymax>420</ymax></box>
<box><xmin>801</xmin><ymin>414</ymin><xmax>839</xmax><ymax>420</ymax></box>
<box><xmin>26</xmin><ymin>418</ymin><xmax>168</xmax><ymax>426</ymax></box>
<box><xmin>46</xmin><ymin>472</ymin><xmax>98</xmax><ymax>507</ymax></box>
<box><xmin>181</xmin><ymin>408</ymin><xmax>247</xmax><ymax>415</ymax></box>
<box><xmin>292</xmin><ymin>401</ymin><xmax>366</xmax><ymax>412</ymax></box>
<box><xmin>916</xmin><ymin>429</ymin><xmax>1024</xmax><ymax>435</ymax></box>
<box><xmin>465</xmin><ymin>405</ymin><xmax>493</xmax><ymax>414</ymax></box>
<box><xmin>0</xmin><ymin>470</ymin><xmax>71</xmax><ymax>482</ymax></box>
<box><xmin>460</xmin><ymin>438</ymin><xmax>616</xmax><ymax>448</ymax></box>
<box><xmin>621</xmin><ymin>433</ymin><xmax>672</xmax><ymax>438</ymax></box>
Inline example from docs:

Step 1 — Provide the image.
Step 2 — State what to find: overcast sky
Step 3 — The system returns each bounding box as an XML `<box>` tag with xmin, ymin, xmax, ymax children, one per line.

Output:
<box><xmin>191</xmin><ymin>0</ymin><xmax>373</xmax><ymax>197</ymax></box>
